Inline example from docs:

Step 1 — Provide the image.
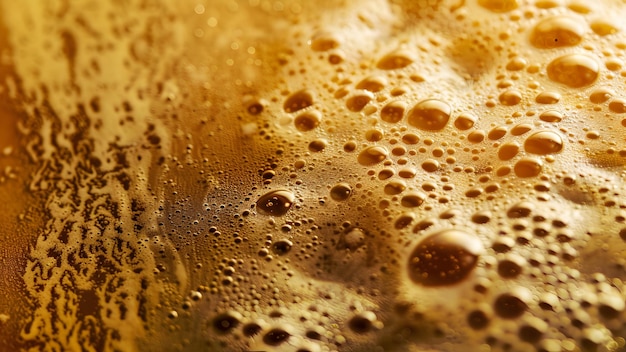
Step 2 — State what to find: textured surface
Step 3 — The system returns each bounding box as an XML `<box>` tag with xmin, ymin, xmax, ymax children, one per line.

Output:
<box><xmin>1</xmin><ymin>0</ymin><xmax>626</xmax><ymax>351</ymax></box>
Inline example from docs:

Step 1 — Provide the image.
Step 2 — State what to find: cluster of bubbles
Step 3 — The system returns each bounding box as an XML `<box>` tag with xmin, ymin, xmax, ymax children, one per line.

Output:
<box><xmin>2</xmin><ymin>0</ymin><xmax>626</xmax><ymax>351</ymax></box>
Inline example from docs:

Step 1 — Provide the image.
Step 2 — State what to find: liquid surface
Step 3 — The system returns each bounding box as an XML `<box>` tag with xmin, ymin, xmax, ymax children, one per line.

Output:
<box><xmin>1</xmin><ymin>0</ymin><xmax>626</xmax><ymax>351</ymax></box>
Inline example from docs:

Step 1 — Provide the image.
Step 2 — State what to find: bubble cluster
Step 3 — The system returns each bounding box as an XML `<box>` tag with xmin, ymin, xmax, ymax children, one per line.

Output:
<box><xmin>2</xmin><ymin>0</ymin><xmax>626</xmax><ymax>351</ymax></box>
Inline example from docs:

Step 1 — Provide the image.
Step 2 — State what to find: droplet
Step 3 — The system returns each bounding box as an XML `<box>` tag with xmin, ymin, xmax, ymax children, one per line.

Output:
<box><xmin>356</xmin><ymin>75</ymin><xmax>388</xmax><ymax>92</ymax></box>
<box><xmin>309</xmin><ymin>31</ymin><xmax>339</xmax><ymax>51</ymax></box>
<box><xmin>530</xmin><ymin>16</ymin><xmax>585</xmax><ymax>48</ymax></box>
<box><xmin>380</xmin><ymin>101</ymin><xmax>407</xmax><ymax>123</ymax></box>
<box><xmin>547</xmin><ymin>54</ymin><xmax>599</xmax><ymax>88</ymax></box>
<box><xmin>407</xmin><ymin>229</ymin><xmax>483</xmax><ymax>286</ymax></box>
<box><xmin>497</xmin><ymin>254</ymin><xmax>525</xmax><ymax>278</ymax></box>
<box><xmin>488</xmin><ymin>126</ymin><xmax>507</xmax><ymax>140</ymax></box>
<box><xmin>330</xmin><ymin>183</ymin><xmax>352</xmax><ymax>201</ymax></box>
<box><xmin>468</xmin><ymin>130</ymin><xmax>486</xmax><ymax>143</ymax></box>
<box><xmin>407</xmin><ymin>99</ymin><xmax>451</xmax><ymax>131</ymax></box>
<box><xmin>524</xmin><ymin>131</ymin><xmax>563</xmax><ymax>155</ymax></box>
<box><xmin>213</xmin><ymin>311</ymin><xmax>243</xmax><ymax>333</ymax></box>
<box><xmin>308</xmin><ymin>139</ymin><xmax>327</xmax><ymax>152</ymax></box>
<box><xmin>499</xmin><ymin>90</ymin><xmax>522</xmax><ymax>106</ymax></box>
<box><xmin>535</xmin><ymin>91</ymin><xmax>561</xmax><ymax>104</ymax></box>
<box><xmin>519</xmin><ymin>317</ymin><xmax>548</xmax><ymax>343</ymax></box>
<box><xmin>539</xmin><ymin>110</ymin><xmax>563</xmax><ymax>123</ymax></box>
<box><xmin>272</xmin><ymin>239</ymin><xmax>293</xmax><ymax>255</ymax></box>
<box><xmin>494</xmin><ymin>290</ymin><xmax>529</xmax><ymax>319</ymax></box>
<box><xmin>348</xmin><ymin>311</ymin><xmax>379</xmax><ymax>333</ymax></box>
<box><xmin>401</xmin><ymin>192</ymin><xmax>425</xmax><ymax>208</ymax></box>
<box><xmin>454</xmin><ymin>113</ymin><xmax>476</xmax><ymax>130</ymax></box>
<box><xmin>256</xmin><ymin>190</ymin><xmax>295</xmax><ymax>216</ymax></box>
<box><xmin>589</xmin><ymin>88</ymin><xmax>614</xmax><ymax>103</ymax></box>
<box><xmin>511</xmin><ymin>123</ymin><xmax>533</xmax><ymax>136</ymax></box>
<box><xmin>263</xmin><ymin>327</ymin><xmax>291</xmax><ymax>346</ymax></box>
<box><xmin>421</xmin><ymin>159</ymin><xmax>440</xmax><ymax>172</ymax></box>
<box><xmin>507</xmin><ymin>201</ymin><xmax>534</xmax><ymax>218</ymax></box>
<box><xmin>384</xmin><ymin>181</ymin><xmax>406</xmax><ymax>195</ymax></box>
<box><xmin>609</xmin><ymin>99</ymin><xmax>626</xmax><ymax>113</ymax></box>
<box><xmin>590</xmin><ymin>21</ymin><xmax>618</xmax><ymax>36</ymax></box>
<box><xmin>506</xmin><ymin>57</ymin><xmax>527</xmax><ymax>71</ymax></box>
<box><xmin>498</xmin><ymin>142</ymin><xmax>520</xmax><ymax>161</ymax></box>
<box><xmin>478</xmin><ymin>0</ymin><xmax>519</xmax><ymax>12</ymax></box>
<box><xmin>284</xmin><ymin>90</ymin><xmax>314</xmax><ymax>112</ymax></box>
<box><xmin>467</xmin><ymin>310</ymin><xmax>490</xmax><ymax>330</ymax></box>
<box><xmin>294</xmin><ymin>110</ymin><xmax>321</xmax><ymax>131</ymax></box>
<box><xmin>377</xmin><ymin>49</ymin><xmax>414</xmax><ymax>70</ymax></box>
<box><xmin>358</xmin><ymin>146</ymin><xmax>388</xmax><ymax>166</ymax></box>
<box><xmin>346</xmin><ymin>91</ymin><xmax>374</xmax><ymax>112</ymax></box>
<box><xmin>514</xmin><ymin>158</ymin><xmax>542</xmax><ymax>178</ymax></box>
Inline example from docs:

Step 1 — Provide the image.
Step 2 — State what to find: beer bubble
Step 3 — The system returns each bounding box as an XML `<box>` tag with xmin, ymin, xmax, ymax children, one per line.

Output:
<box><xmin>256</xmin><ymin>190</ymin><xmax>295</xmax><ymax>216</ymax></box>
<box><xmin>407</xmin><ymin>99</ymin><xmax>451</xmax><ymax>131</ymax></box>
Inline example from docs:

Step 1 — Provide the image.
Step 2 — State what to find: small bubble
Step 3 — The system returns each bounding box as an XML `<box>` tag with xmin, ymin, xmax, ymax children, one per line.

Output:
<box><xmin>348</xmin><ymin>311</ymin><xmax>379</xmax><ymax>333</ymax></box>
<box><xmin>467</xmin><ymin>310</ymin><xmax>490</xmax><ymax>330</ymax></box>
<box><xmin>358</xmin><ymin>146</ymin><xmax>388</xmax><ymax>166</ymax></box>
<box><xmin>380</xmin><ymin>101</ymin><xmax>407</xmax><ymax>123</ymax></box>
<box><xmin>407</xmin><ymin>99</ymin><xmax>451</xmax><ymax>131</ymax></box>
<box><xmin>308</xmin><ymin>139</ymin><xmax>327</xmax><ymax>152</ymax></box>
<box><xmin>421</xmin><ymin>159</ymin><xmax>440</xmax><ymax>172</ymax></box>
<box><xmin>498</xmin><ymin>142</ymin><xmax>520</xmax><ymax>161</ymax></box>
<box><xmin>590</xmin><ymin>21</ymin><xmax>618</xmax><ymax>36</ymax></box>
<box><xmin>494</xmin><ymin>290</ymin><xmax>529</xmax><ymax>319</ymax></box>
<box><xmin>547</xmin><ymin>54</ymin><xmax>599</xmax><ymax>88</ymax></box>
<box><xmin>284</xmin><ymin>90</ymin><xmax>314</xmax><ymax>113</ymax></box>
<box><xmin>257</xmin><ymin>190</ymin><xmax>295</xmax><ymax>216</ymax></box>
<box><xmin>263</xmin><ymin>327</ymin><xmax>291</xmax><ymax>346</ymax></box>
<box><xmin>294</xmin><ymin>110</ymin><xmax>321</xmax><ymax>131</ymax></box>
<box><xmin>478</xmin><ymin>0</ymin><xmax>519</xmax><ymax>12</ymax></box>
<box><xmin>524</xmin><ymin>131</ymin><xmax>563</xmax><ymax>155</ymax></box>
<box><xmin>407</xmin><ymin>229</ymin><xmax>483</xmax><ymax>286</ymax></box>
<box><xmin>377</xmin><ymin>49</ymin><xmax>414</xmax><ymax>70</ymax></box>
<box><xmin>272</xmin><ymin>239</ymin><xmax>293</xmax><ymax>255</ymax></box>
<box><xmin>401</xmin><ymin>192</ymin><xmax>425</xmax><ymax>208</ymax></box>
<box><xmin>514</xmin><ymin>158</ymin><xmax>542</xmax><ymax>178</ymax></box>
<box><xmin>535</xmin><ymin>91</ymin><xmax>561</xmax><ymax>104</ymax></box>
<box><xmin>454</xmin><ymin>112</ymin><xmax>476</xmax><ymax>130</ymax></box>
<box><xmin>213</xmin><ymin>311</ymin><xmax>243</xmax><ymax>333</ymax></box>
<box><xmin>384</xmin><ymin>181</ymin><xmax>406</xmax><ymax>195</ymax></box>
<box><xmin>330</xmin><ymin>183</ymin><xmax>352</xmax><ymax>201</ymax></box>
<box><xmin>356</xmin><ymin>75</ymin><xmax>388</xmax><ymax>92</ymax></box>
<box><xmin>309</xmin><ymin>31</ymin><xmax>339</xmax><ymax>51</ymax></box>
<box><xmin>346</xmin><ymin>92</ymin><xmax>374</xmax><ymax>112</ymax></box>
<box><xmin>539</xmin><ymin>110</ymin><xmax>563</xmax><ymax>123</ymax></box>
<box><xmin>530</xmin><ymin>16</ymin><xmax>585</xmax><ymax>49</ymax></box>
<box><xmin>499</xmin><ymin>90</ymin><xmax>522</xmax><ymax>106</ymax></box>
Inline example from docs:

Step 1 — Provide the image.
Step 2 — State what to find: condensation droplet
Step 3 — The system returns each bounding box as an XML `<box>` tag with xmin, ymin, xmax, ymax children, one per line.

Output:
<box><xmin>454</xmin><ymin>112</ymin><xmax>476</xmax><ymax>130</ymax></box>
<box><xmin>330</xmin><ymin>183</ymin><xmax>352</xmax><ymax>201</ymax></box>
<box><xmin>407</xmin><ymin>229</ymin><xmax>483</xmax><ymax>286</ymax></box>
<box><xmin>358</xmin><ymin>146</ymin><xmax>388</xmax><ymax>166</ymax></box>
<box><xmin>478</xmin><ymin>0</ymin><xmax>519</xmax><ymax>13</ymax></box>
<box><xmin>380</xmin><ymin>101</ymin><xmax>407</xmax><ymax>123</ymax></box>
<box><xmin>547</xmin><ymin>54</ymin><xmax>599</xmax><ymax>88</ymax></box>
<box><xmin>407</xmin><ymin>99</ymin><xmax>451</xmax><ymax>131</ymax></box>
<box><xmin>346</xmin><ymin>91</ymin><xmax>374</xmax><ymax>112</ymax></box>
<box><xmin>401</xmin><ymin>192</ymin><xmax>425</xmax><ymax>208</ymax></box>
<box><xmin>284</xmin><ymin>90</ymin><xmax>314</xmax><ymax>113</ymax></box>
<box><xmin>294</xmin><ymin>110</ymin><xmax>321</xmax><ymax>131</ymax></box>
<box><xmin>377</xmin><ymin>49</ymin><xmax>414</xmax><ymax>70</ymax></box>
<box><xmin>514</xmin><ymin>158</ymin><xmax>543</xmax><ymax>178</ymax></box>
<box><xmin>356</xmin><ymin>75</ymin><xmax>388</xmax><ymax>92</ymax></box>
<box><xmin>257</xmin><ymin>190</ymin><xmax>296</xmax><ymax>216</ymax></box>
<box><xmin>498</xmin><ymin>142</ymin><xmax>520</xmax><ymax>160</ymax></box>
<box><xmin>530</xmin><ymin>16</ymin><xmax>585</xmax><ymax>48</ymax></box>
<box><xmin>539</xmin><ymin>110</ymin><xmax>563</xmax><ymax>123</ymax></box>
<box><xmin>524</xmin><ymin>131</ymin><xmax>563</xmax><ymax>155</ymax></box>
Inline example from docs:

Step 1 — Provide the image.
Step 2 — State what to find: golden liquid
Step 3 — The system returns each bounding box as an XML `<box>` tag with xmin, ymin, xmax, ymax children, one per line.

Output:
<box><xmin>1</xmin><ymin>1</ymin><xmax>626</xmax><ymax>351</ymax></box>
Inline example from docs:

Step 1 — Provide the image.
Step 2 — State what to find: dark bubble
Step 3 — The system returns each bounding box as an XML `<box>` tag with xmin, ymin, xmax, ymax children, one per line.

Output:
<box><xmin>256</xmin><ymin>190</ymin><xmax>295</xmax><ymax>216</ymax></box>
<box><xmin>407</xmin><ymin>229</ymin><xmax>482</xmax><ymax>286</ymax></box>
